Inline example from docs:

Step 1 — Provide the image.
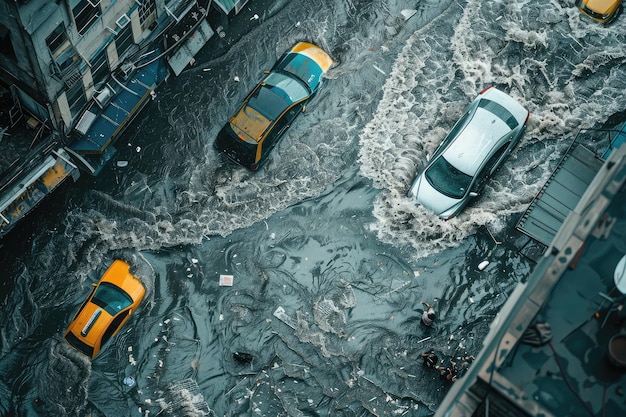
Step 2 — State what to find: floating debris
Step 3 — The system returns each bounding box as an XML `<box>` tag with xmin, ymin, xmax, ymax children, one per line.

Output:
<box><xmin>219</xmin><ymin>275</ymin><xmax>234</xmax><ymax>286</ymax></box>
<box><xmin>401</xmin><ymin>9</ymin><xmax>417</xmax><ymax>21</ymax></box>
<box><xmin>273</xmin><ymin>306</ymin><xmax>298</xmax><ymax>329</ymax></box>
<box><xmin>373</xmin><ymin>64</ymin><xmax>386</xmax><ymax>75</ymax></box>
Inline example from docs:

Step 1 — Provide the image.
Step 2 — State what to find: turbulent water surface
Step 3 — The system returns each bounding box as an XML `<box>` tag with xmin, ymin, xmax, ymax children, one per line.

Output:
<box><xmin>1</xmin><ymin>0</ymin><xmax>625</xmax><ymax>416</ymax></box>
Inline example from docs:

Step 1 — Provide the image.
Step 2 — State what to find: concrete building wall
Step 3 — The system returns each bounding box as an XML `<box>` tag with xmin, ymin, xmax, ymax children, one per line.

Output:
<box><xmin>0</xmin><ymin>0</ymin><xmax>165</xmax><ymax>134</ymax></box>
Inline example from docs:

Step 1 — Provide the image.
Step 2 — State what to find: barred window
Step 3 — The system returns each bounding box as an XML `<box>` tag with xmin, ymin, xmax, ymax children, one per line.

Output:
<box><xmin>138</xmin><ymin>0</ymin><xmax>157</xmax><ymax>26</ymax></box>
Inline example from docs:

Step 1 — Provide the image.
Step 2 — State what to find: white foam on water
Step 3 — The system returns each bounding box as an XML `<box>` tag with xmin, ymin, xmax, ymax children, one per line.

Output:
<box><xmin>358</xmin><ymin>0</ymin><xmax>626</xmax><ymax>258</ymax></box>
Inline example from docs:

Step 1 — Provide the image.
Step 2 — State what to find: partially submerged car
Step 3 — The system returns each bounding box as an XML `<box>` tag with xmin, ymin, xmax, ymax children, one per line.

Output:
<box><xmin>408</xmin><ymin>87</ymin><xmax>530</xmax><ymax>220</ymax></box>
<box><xmin>576</xmin><ymin>0</ymin><xmax>622</xmax><ymax>24</ymax></box>
<box><xmin>215</xmin><ymin>41</ymin><xmax>334</xmax><ymax>170</ymax></box>
<box><xmin>64</xmin><ymin>260</ymin><xmax>145</xmax><ymax>359</ymax></box>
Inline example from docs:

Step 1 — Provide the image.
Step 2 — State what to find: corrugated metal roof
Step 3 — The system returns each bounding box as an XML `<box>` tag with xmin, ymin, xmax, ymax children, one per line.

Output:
<box><xmin>516</xmin><ymin>143</ymin><xmax>604</xmax><ymax>246</ymax></box>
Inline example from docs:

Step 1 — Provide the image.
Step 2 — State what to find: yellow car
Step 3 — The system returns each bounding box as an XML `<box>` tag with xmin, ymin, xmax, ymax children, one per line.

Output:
<box><xmin>576</xmin><ymin>0</ymin><xmax>622</xmax><ymax>24</ymax></box>
<box><xmin>215</xmin><ymin>42</ymin><xmax>334</xmax><ymax>170</ymax></box>
<box><xmin>64</xmin><ymin>260</ymin><xmax>145</xmax><ymax>359</ymax></box>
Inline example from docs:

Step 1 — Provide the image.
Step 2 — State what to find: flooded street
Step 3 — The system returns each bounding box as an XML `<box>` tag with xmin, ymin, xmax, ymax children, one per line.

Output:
<box><xmin>1</xmin><ymin>0</ymin><xmax>626</xmax><ymax>416</ymax></box>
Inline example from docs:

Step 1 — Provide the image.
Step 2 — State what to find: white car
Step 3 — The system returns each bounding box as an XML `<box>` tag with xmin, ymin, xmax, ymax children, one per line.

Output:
<box><xmin>408</xmin><ymin>87</ymin><xmax>529</xmax><ymax>219</ymax></box>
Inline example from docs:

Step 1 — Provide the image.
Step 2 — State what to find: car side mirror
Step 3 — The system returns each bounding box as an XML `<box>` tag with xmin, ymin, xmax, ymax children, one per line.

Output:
<box><xmin>469</xmin><ymin>192</ymin><xmax>479</xmax><ymax>198</ymax></box>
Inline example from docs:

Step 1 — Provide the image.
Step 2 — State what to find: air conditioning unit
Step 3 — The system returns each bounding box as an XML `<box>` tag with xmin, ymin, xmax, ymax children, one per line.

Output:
<box><xmin>94</xmin><ymin>85</ymin><xmax>113</xmax><ymax>108</ymax></box>
<box><xmin>75</xmin><ymin>110</ymin><xmax>97</xmax><ymax>134</ymax></box>
<box><xmin>118</xmin><ymin>63</ymin><xmax>135</xmax><ymax>80</ymax></box>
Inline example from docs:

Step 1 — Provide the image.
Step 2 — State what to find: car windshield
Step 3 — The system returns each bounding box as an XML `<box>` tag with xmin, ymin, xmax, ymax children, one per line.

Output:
<box><xmin>92</xmin><ymin>282</ymin><xmax>133</xmax><ymax>316</ymax></box>
<box><xmin>265</xmin><ymin>71</ymin><xmax>309</xmax><ymax>103</ymax></box>
<box><xmin>425</xmin><ymin>156</ymin><xmax>473</xmax><ymax>199</ymax></box>
<box><xmin>276</xmin><ymin>53</ymin><xmax>321</xmax><ymax>90</ymax></box>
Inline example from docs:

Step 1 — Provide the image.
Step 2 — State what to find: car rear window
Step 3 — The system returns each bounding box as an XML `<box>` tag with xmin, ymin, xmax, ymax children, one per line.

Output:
<box><xmin>92</xmin><ymin>282</ymin><xmax>133</xmax><ymax>316</ymax></box>
<box><xmin>425</xmin><ymin>156</ymin><xmax>473</xmax><ymax>199</ymax></box>
<box><xmin>276</xmin><ymin>53</ymin><xmax>320</xmax><ymax>90</ymax></box>
<box><xmin>65</xmin><ymin>331</ymin><xmax>95</xmax><ymax>357</ymax></box>
<box><xmin>216</xmin><ymin>124</ymin><xmax>259</xmax><ymax>166</ymax></box>
<box><xmin>478</xmin><ymin>99</ymin><xmax>518</xmax><ymax>130</ymax></box>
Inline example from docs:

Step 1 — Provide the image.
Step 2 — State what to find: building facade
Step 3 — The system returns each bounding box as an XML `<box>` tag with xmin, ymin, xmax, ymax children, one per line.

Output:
<box><xmin>0</xmin><ymin>0</ymin><xmax>247</xmax><ymax>238</ymax></box>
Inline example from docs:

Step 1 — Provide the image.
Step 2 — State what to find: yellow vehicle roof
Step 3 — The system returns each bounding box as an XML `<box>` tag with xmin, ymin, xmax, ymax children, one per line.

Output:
<box><xmin>64</xmin><ymin>260</ymin><xmax>145</xmax><ymax>358</ymax></box>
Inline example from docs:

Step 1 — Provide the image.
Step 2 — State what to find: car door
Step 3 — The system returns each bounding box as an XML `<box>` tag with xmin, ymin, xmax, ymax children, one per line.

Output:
<box><xmin>259</xmin><ymin>102</ymin><xmax>304</xmax><ymax>161</ymax></box>
<box><xmin>101</xmin><ymin>310</ymin><xmax>130</xmax><ymax>348</ymax></box>
<box><xmin>472</xmin><ymin>143</ymin><xmax>509</xmax><ymax>194</ymax></box>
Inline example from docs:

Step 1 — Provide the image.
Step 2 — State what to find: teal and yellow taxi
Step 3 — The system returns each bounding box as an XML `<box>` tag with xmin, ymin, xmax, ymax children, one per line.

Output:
<box><xmin>215</xmin><ymin>42</ymin><xmax>334</xmax><ymax>170</ymax></box>
<box><xmin>64</xmin><ymin>260</ymin><xmax>145</xmax><ymax>359</ymax></box>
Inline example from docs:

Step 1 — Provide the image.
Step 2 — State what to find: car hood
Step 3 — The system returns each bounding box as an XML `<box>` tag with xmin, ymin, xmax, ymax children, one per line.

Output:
<box><xmin>412</xmin><ymin>174</ymin><xmax>463</xmax><ymax>217</ymax></box>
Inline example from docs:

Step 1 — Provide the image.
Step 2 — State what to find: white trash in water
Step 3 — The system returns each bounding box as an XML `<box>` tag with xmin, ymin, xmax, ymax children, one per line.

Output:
<box><xmin>401</xmin><ymin>9</ymin><xmax>417</xmax><ymax>21</ymax></box>
<box><xmin>478</xmin><ymin>260</ymin><xmax>490</xmax><ymax>271</ymax></box>
<box><xmin>219</xmin><ymin>275</ymin><xmax>234</xmax><ymax>286</ymax></box>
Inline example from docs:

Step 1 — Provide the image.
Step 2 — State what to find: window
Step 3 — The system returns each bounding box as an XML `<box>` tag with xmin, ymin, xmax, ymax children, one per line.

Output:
<box><xmin>0</xmin><ymin>23</ymin><xmax>16</xmax><ymax>61</ymax></box>
<box><xmin>116</xmin><ymin>14</ymin><xmax>130</xmax><ymax>30</ymax></box>
<box><xmin>425</xmin><ymin>156</ymin><xmax>473</xmax><ymax>199</ymax></box>
<box><xmin>73</xmin><ymin>0</ymin><xmax>101</xmax><ymax>36</ymax></box>
<box><xmin>64</xmin><ymin>331</ymin><xmax>95</xmax><ymax>357</ymax></box>
<box><xmin>90</xmin><ymin>50</ymin><xmax>109</xmax><ymax>89</ymax></box>
<box><xmin>46</xmin><ymin>23</ymin><xmax>79</xmax><ymax>75</ymax></box>
<box><xmin>66</xmin><ymin>80</ymin><xmax>87</xmax><ymax>118</ymax></box>
<box><xmin>478</xmin><ymin>99</ymin><xmax>518</xmax><ymax>130</ymax></box>
<box><xmin>46</xmin><ymin>23</ymin><xmax>68</xmax><ymax>57</ymax></box>
<box><xmin>114</xmin><ymin>23</ymin><xmax>135</xmax><ymax>59</ymax></box>
<box><xmin>101</xmin><ymin>310</ymin><xmax>130</xmax><ymax>347</ymax></box>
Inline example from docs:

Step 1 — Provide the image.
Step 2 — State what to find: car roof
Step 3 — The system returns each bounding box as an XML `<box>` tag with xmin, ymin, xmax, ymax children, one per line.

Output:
<box><xmin>584</xmin><ymin>0</ymin><xmax>621</xmax><ymax>14</ymax></box>
<box><xmin>442</xmin><ymin>107</ymin><xmax>511</xmax><ymax>176</ymax></box>
<box><xmin>442</xmin><ymin>89</ymin><xmax>527</xmax><ymax>176</ymax></box>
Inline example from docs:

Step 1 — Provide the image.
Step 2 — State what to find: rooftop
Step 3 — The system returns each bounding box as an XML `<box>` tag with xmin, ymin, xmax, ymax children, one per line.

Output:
<box><xmin>435</xmin><ymin>133</ymin><xmax>626</xmax><ymax>417</ymax></box>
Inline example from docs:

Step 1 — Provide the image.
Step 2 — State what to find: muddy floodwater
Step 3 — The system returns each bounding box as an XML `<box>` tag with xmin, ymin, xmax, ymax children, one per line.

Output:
<box><xmin>1</xmin><ymin>0</ymin><xmax>625</xmax><ymax>416</ymax></box>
